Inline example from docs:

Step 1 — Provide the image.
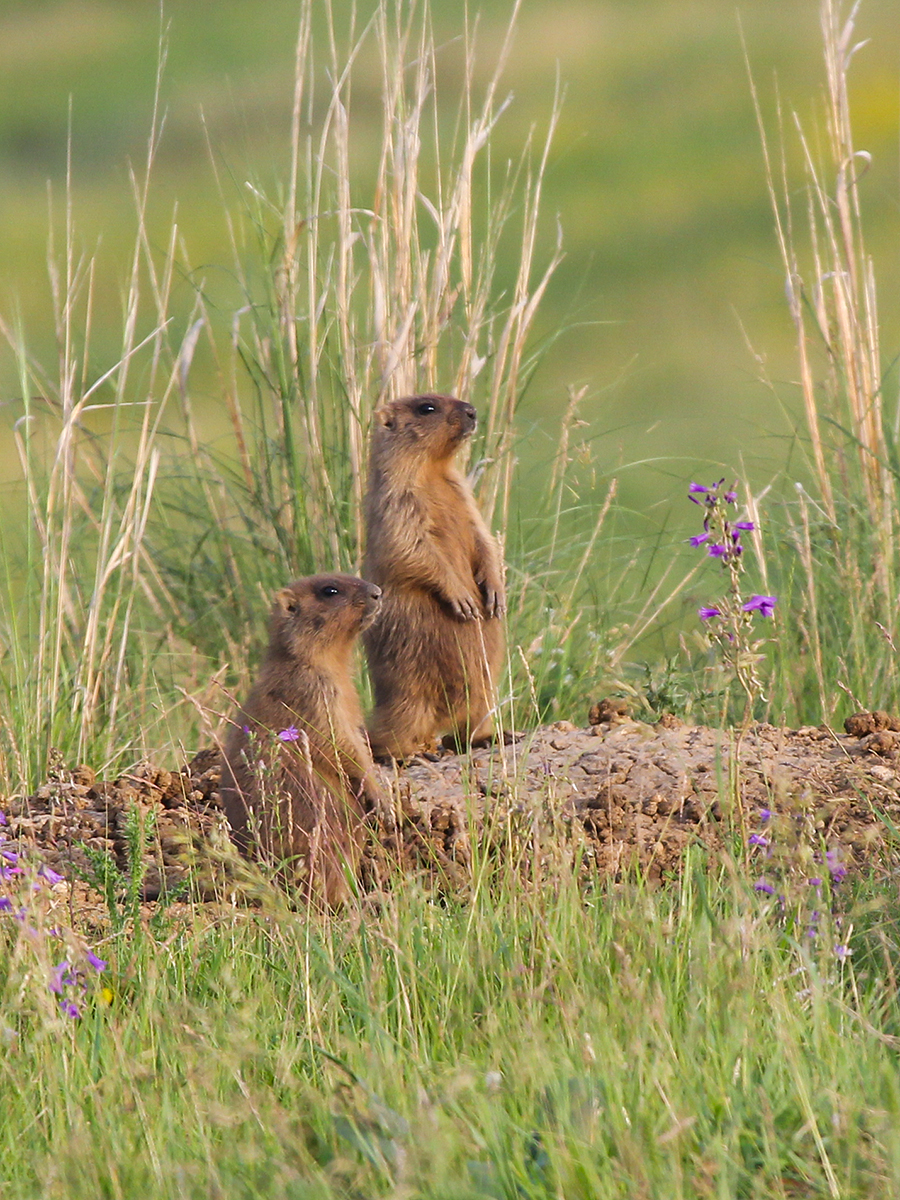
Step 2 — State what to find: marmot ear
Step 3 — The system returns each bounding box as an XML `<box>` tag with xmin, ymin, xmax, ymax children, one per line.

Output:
<box><xmin>274</xmin><ymin>588</ymin><xmax>299</xmax><ymax>614</ymax></box>
<box><xmin>375</xmin><ymin>407</ymin><xmax>395</xmax><ymax>430</ymax></box>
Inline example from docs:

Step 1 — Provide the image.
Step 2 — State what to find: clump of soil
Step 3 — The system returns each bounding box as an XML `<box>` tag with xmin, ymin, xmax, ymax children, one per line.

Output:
<box><xmin>3</xmin><ymin>705</ymin><xmax>900</xmax><ymax>908</ymax></box>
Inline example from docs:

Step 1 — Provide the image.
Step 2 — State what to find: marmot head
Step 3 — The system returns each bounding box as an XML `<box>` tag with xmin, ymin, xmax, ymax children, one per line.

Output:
<box><xmin>268</xmin><ymin>574</ymin><xmax>382</xmax><ymax>661</ymax></box>
<box><xmin>371</xmin><ymin>393</ymin><xmax>477</xmax><ymax>462</ymax></box>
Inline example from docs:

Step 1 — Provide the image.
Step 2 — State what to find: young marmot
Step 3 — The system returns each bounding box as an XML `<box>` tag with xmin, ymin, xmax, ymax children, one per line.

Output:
<box><xmin>220</xmin><ymin>573</ymin><xmax>382</xmax><ymax>906</ymax></box>
<box><xmin>362</xmin><ymin>393</ymin><xmax>505</xmax><ymax>759</ymax></box>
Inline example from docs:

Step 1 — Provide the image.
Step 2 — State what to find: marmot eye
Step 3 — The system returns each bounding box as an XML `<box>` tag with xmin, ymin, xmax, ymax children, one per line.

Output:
<box><xmin>416</xmin><ymin>401</ymin><xmax>437</xmax><ymax>416</ymax></box>
<box><xmin>319</xmin><ymin>585</ymin><xmax>340</xmax><ymax>598</ymax></box>
<box><xmin>285</xmin><ymin>602</ymin><xmax>298</xmax><ymax>613</ymax></box>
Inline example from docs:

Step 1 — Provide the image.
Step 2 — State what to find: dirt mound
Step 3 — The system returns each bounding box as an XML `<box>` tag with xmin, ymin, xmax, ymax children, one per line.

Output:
<box><xmin>2</xmin><ymin>707</ymin><xmax>899</xmax><ymax>905</ymax></box>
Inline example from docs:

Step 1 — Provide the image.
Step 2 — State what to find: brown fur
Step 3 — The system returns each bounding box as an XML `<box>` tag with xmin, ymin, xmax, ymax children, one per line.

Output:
<box><xmin>362</xmin><ymin>393</ymin><xmax>505</xmax><ymax>758</ymax></box>
<box><xmin>220</xmin><ymin>574</ymin><xmax>382</xmax><ymax>906</ymax></box>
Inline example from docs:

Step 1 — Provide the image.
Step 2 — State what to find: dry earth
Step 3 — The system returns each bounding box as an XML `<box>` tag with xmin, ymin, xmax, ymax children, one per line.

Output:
<box><xmin>3</xmin><ymin>704</ymin><xmax>900</xmax><ymax>912</ymax></box>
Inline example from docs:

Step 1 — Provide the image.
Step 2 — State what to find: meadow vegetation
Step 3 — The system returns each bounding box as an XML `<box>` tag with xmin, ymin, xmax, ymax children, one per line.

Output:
<box><xmin>1</xmin><ymin>1</ymin><xmax>900</xmax><ymax>1195</ymax></box>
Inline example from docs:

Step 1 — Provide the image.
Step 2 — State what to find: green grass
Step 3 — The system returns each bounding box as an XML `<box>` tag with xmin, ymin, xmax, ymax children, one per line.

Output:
<box><xmin>3</xmin><ymin>856</ymin><xmax>900</xmax><ymax>1198</ymax></box>
<box><xmin>0</xmin><ymin>1</ymin><xmax>900</xmax><ymax>1195</ymax></box>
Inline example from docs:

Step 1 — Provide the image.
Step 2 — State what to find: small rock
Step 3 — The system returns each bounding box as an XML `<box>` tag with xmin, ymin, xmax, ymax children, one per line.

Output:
<box><xmin>863</xmin><ymin>731</ymin><xmax>897</xmax><ymax>757</ymax></box>
<box><xmin>845</xmin><ymin>711</ymin><xmax>900</xmax><ymax>737</ymax></box>
<box><xmin>588</xmin><ymin>697</ymin><xmax>630</xmax><ymax>727</ymax></box>
<box><xmin>867</xmin><ymin>765</ymin><xmax>896</xmax><ymax>783</ymax></box>
<box><xmin>845</xmin><ymin>712</ymin><xmax>875</xmax><ymax>737</ymax></box>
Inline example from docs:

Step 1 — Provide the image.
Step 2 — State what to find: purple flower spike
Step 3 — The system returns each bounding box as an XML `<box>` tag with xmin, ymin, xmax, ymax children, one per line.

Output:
<box><xmin>698</xmin><ymin>606</ymin><xmax>722</xmax><ymax>621</ymax></box>
<box><xmin>754</xmin><ymin>879</ymin><xmax>775</xmax><ymax>895</ymax></box>
<box><xmin>86</xmin><ymin>951</ymin><xmax>107</xmax><ymax>972</ymax></box>
<box><xmin>748</xmin><ymin>833</ymin><xmax>769</xmax><ymax>847</ymax></box>
<box><xmin>49</xmin><ymin>962</ymin><xmax>70</xmax><ymax>995</ymax></box>
<box><xmin>827</xmin><ymin>854</ymin><xmax>847</xmax><ymax>883</ymax></box>
<box><xmin>689</xmin><ymin>533</ymin><xmax>711</xmax><ymax>547</ymax></box>
<box><xmin>742</xmin><ymin>595</ymin><xmax>777</xmax><ymax>618</ymax></box>
<box><xmin>278</xmin><ymin>726</ymin><xmax>301</xmax><ymax>742</ymax></box>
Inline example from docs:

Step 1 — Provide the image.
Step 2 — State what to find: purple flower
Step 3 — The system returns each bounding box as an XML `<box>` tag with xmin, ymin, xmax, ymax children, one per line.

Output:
<box><xmin>742</xmin><ymin>594</ymin><xmax>777</xmax><ymax>618</ymax></box>
<box><xmin>834</xmin><ymin>944</ymin><xmax>851</xmax><ymax>959</ymax></box>
<box><xmin>688</xmin><ymin>483</ymin><xmax>709</xmax><ymax>495</ymax></box>
<box><xmin>748</xmin><ymin>833</ymin><xmax>769</xmax><ymax>847</ymax></box>
<box><xmin>278</xmin><ymin>726</ymin><xmax>301</xmax><ymax>742</ymax></box>
<box><xmin>689</xmin><ymin>533</ymin><xmax>711</xmax><ymax>547</ymax></box>
<box><xmin>39</xmin><ymin>864</ymin><xmax>64</xmax><ymax>885</ymax></box>
<box><xmin>734</xmin><ymin>521</ymin><xmax>755</xmax><ymax>531</ymax></box>
<box><xmin>1</xmin><ymin>850</ymin><xmax>18</xmax><ymax>865</ymax></box>
<box><xmin>0</xmin><ymin>865</ymin><xmax>21</xmax><ymax>881</ymax></box>
<box><xmin>0</xmin><ymin>897</ymin><xmax>12</xmax><ymax>913</ymax></box>
<box><xmin>86</xmin><ymin>951</ymin><xmax>107</xmax><ymax>972</ymax></box>
<box><xmin>758</xmin><ymin>808</ymin><xmax>772</xmax><ymax>822</ymax></box>
<box><xmin>754</xmin><ymin>879</ymin><xmax>775</xmax><ymax>895</ymax></box>
<box><xmin>708</xmin><ymin>544</ymin><xmax>728</xmax><ymax>558</ymax></box>
<box><xmin>242</xmin><ymin>724</ymin><xmax>251</xmax><ymax>735</ymax></box>
<box><xmin>808</xmin><ymin>877</ymin><xmax>822</xmax><ymax>888</ymax></box>
<box><xmin>723</xmin><ymin>490</ymin><xmax>737</xmax><ymax>504</ymax></box>
<box><xmin>49</xmin><ymin>962</ymin><xmax>72</xmax><ymax>995</ymax></box>
<box><xmin>698</xmin><ymin>606</ymin><xmax>721</xmax><ymax>621</ymax></box>
<box><xmin>0</xmin><ymin>811</ymin><xmax>6</xmax><ymax>825</ymax></box>
<box><xmin>60</xmin><ymin>1000</ymin><xmax>80</xmax><ymax>1019</ymax></box>
<box><xmin>826</xmin><ymin>850</ymin><xmax>847</xmax><ymax>883</ymax></box>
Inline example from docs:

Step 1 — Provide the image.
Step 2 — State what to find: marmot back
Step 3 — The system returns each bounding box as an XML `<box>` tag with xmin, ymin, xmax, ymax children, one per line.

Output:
<box><xmin>220</xmin><ymin>573</ymin><xmax>382</xmax><ymax>906</ymax></box>
<box><xmin>363</xmin><ymin>393</ymin><xmax>505</xmax><ymax>759</ymax></box>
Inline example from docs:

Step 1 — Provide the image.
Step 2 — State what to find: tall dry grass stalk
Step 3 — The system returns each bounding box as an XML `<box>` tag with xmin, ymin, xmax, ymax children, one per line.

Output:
<box><xmin>219</xmin><ymin>0</ymin><xmax>563</xmax><ymax>575</ymax></box>
<box><xmin>0</xmin><ymin>46</ymin><xmax>227</xmax><ymax>772</ymax></box>
<box><xmin>0</xmin><ymin>0</ymin><xmax>572</xmax><ymax>780</ymax></box>
<box><xmin>751</xmin><ymin>0</ymin><xmax>899</xmax><ymax>717</ymax></box>
<box><xmin>758</xmin><ymin>1</ymin><xmax>896</xmax><ymax>537</ymax></box>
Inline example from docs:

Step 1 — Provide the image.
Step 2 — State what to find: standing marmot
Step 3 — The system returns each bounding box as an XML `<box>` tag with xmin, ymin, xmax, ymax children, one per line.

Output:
<box><xmin>363</xmin><ymin>393</ymin><xmax>505</xmax><ymax>758</ymax></box>
<box><xmin>220</xmin><ymin>574</ymin><xmax>382</xmax><ymax>906</ymax></box>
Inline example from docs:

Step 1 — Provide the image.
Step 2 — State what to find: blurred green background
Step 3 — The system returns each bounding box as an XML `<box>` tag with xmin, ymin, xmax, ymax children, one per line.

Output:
<box><xmin>1</xmin><ymin>0</ymin><xmax>898</xmax><ymax>511</ymax></box>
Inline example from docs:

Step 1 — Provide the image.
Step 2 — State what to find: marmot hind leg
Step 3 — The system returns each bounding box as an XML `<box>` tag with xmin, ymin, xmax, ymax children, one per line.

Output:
<box><xmin>367</xmin><ymin>702</ymin><xmax>439</xmax><ymax>762</ymax></box>
<box><xmin>440</xmin><ymin>701</ymin><xmax>494</xmax><ymax>752</ymax></box>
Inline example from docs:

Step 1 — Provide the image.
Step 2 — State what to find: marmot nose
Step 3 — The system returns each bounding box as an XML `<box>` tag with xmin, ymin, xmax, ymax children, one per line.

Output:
<box><xmin>367</xmin><ymin>583</ymin><xmax>383</xmax><ymax>600</ymax></box>
<box><xmin>462</xmin><ymin>404</ymin><xmax>476</xmax><ymax>422</ymax></box>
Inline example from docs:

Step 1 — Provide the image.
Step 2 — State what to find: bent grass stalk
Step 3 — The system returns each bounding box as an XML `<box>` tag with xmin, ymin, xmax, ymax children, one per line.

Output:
<box><xmin>0</xmin><ymin>0</ymin><xmax>572</xmax><ymax>781</ymax></box>
<box><xmin>749</xmin><ymin>0</ymin><xmax>899</xmax><ymax>720</ymax></box>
